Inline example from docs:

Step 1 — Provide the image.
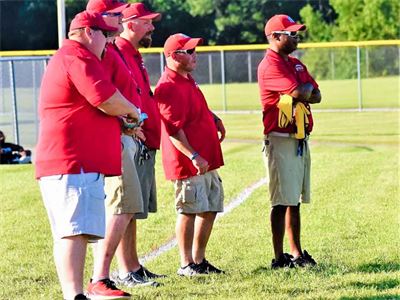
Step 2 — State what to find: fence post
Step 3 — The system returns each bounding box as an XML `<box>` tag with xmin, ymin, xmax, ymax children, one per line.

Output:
<box><xmin>208</xmin><ymin>54</ymin><xmax>213</xmax><ymax>84</ymax></box>
<box><xmin>9</xmin><ymin>61</ymin><xmax>20</xmax><ymax>144</ymax></box>
<box><xmin>356</xmin><ymin>46</ymin><xmax>363</xmax><ymax>111</ymax></box>
<box><xmin>220</xmin><ymin>50</ymin><xmax>227</xmax><ymax>111</ymax></box>
<box><xmin>365</xmin><ymin>48</ymin><xmax>369</xmax><ymax>78</ymax></box>
<box><xmin>330</xmin><ymin>50</ymin><xmax>335</xmax><ymax>80</ymax></box>
<box><xmin>159</xmin><ymin>52</ymin><xmax>164</xmax><ymax>76</ymax></box>
<box><xmin>247</xmin><ymin>51</ymin><xmax>252</xmax><ymax>83</ymax></box>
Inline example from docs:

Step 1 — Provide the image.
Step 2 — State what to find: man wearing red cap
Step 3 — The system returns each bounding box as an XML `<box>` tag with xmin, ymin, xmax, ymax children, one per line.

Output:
<box><xmin>257</xmin><ymin>14</ymin><xmax>321</xmax><ymax>269</ymax></box>
<box><xmin>106</xmin><ymin>3</ymin><xmax>165</xmax><ymax>287</ymax></box>
<box><xmin>155</xmin><ymin>33</ymin><xmax>226</xmax><ymax>276</ymax></box>
<box><xmin>85</xmin><ymin>0</ymin><xmax>155</xmax><ymax>298</ymax></box>
<box><xmin>36</xmin><ymin>10</ymin><xmax>139</xmax><ymax>300</ymax></box>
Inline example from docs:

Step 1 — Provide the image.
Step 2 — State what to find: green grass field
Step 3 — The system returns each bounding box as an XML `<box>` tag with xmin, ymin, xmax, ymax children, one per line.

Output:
<box><xmin>0</xmin><ymin>111</ymin><xmax>399</xmax><ymax>299</ymax></box>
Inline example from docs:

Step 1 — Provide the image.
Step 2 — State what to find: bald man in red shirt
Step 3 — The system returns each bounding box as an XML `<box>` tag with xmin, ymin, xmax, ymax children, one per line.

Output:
<box><xmin>155</xmin><ymin>33</ymin><xmax>226</xmax><ymax>276</ymax></box>
<box><xmin>257</xmin><ymin>15</ymin><xmax>321</xmax><ymax>269</ymax></box>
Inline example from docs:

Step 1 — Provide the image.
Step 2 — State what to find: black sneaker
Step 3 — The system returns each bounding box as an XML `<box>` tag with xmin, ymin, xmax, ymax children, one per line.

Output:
<box><xmin>135</xmin><ymin>265</ymin><xmax>167</xmax><ymax>279</ymax></box>
<box><xmin>74</xmin><ymin>294</ymin><xmax>88</xmax><ymax>300</ymax></box>
<box><xmin>196</xmin><ymin>259</ymin><xmax>225</xmax><ymax>274</ymax></box>
<box><xmin>111</xmin><ymin>270</ymin><xmax>159</xmax><ymax>287</ymax></box>
<box><xmin>271</xmin><ymin>253</ymin><xmax>295</xmax><ymax>269</ymax></box>
<box><xmin>177</xmin><ymin>262</ymin><xmax>204</xmax><ymax>276</ymax></box>
<box><xmin>292</xmin><ymin>250</ymin><xmax>317</xmax><ymax>267</ymax></box>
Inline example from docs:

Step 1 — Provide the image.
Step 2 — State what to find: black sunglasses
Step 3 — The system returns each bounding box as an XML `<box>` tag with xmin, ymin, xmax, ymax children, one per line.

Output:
<box><xmin>272</xmin><ymin>31</ymin><xmax>299</xmax><ymax>38</ymax></box>
<box><xmin>90</xmin><ymin>27</ymin><xmax>115</xmax><ymax>38</ymax></box>
<box><xmin>174</xmin><ymin>48</ymin><xmax>196</xmax><ymax>55</ymax></box>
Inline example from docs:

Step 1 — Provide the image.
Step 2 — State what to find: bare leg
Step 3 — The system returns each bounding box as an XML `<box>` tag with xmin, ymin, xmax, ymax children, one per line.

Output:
<box><xmin>92</xmin><ymin>213</ymin><xmax>133</xmax><ymax>281</ymax></box>
<box><xmin>286</xmin><ymin>204</ymin><xmax>302</xmax><ymax>258</ymax></box>
<box><xmin>176</xmin><ymin>213</ymin><xmax>196</xmax><ymax>267</ymax></box>
<box><xmin>192</xmin><ymin>212</ymin><xmax>217</xmax><ymax>263</ymax></box>
<box><xmin>270</xmin><ymin>205</ymin><xmax>287</xmax><ymax>260</ymax></box>
<box><xmin>54</xmin><ymin>235</ymin><xmax>88</xmax><ymax>300</ymax></box>
<box><xmin>115</xmin><ymin>218</ymin><xmax>141</xmax><ymax>273</ymax></box>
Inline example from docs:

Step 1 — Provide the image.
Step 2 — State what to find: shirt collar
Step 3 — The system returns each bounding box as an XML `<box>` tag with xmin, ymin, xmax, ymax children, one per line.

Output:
<box><xmin>115</xmin><ymin>37</ymin><xmax>141</xmax><ymax>58</ymax></box>
<box><xmin>165</xmin><ymin>66</ymin><xmax>194</xmax><ymax>83</ymax></box>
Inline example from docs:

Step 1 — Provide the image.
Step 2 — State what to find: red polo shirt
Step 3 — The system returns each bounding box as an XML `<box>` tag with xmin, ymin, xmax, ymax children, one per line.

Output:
<box><xmin>257</xmin><ymin>49</ymin><xmax>318</xmax><ymax>135</ymax></box>
<box><xmin>114</xmin><ymin>37</ymin><xmax>161</xmax><ymax>149</ymax></box>
<box><xmin>101</xmin><ymin>43</ymin><xmax>142</xmax><ymax>107</ymax></box>
<box><xmin>36</xmin><ymin>39</ymin><xmax>120</xmax><ymax>178</ymax></box>
<box><xmin>155</xmin><ymin>67</ymin><xmax>224</xmax><ymax>180</ymax></box>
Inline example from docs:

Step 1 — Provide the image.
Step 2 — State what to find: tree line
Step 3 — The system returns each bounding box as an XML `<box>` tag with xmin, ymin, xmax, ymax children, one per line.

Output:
<box><xmin>0</xmin><ymin>0</ymin><xmax>398</xmax><ymax>51</ymax></box>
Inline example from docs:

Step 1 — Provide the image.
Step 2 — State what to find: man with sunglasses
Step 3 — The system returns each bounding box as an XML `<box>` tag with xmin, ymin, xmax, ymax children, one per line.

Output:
<box><xmin>257</xmin><ymin>15</ymin><xmax>321</xmax><ymax>269</ymax></box>
<box><xmin>106</xmin><ymin>3</ymin><xmax>166</xmax><ymax>287</ymax></box>
<box><xmin>155</xmin><ymin>33</ymin><xmax>226</xmax><ymax>276</ymax></box>
<box><xmin>86</xmin><ymin>0</ymin><xmax>153</xmax><ymax>298</ymax></box>
<box><xmin>36</xmin><ymin>10</ymin><xmax>139</xmax><ymax>300</ymax></box>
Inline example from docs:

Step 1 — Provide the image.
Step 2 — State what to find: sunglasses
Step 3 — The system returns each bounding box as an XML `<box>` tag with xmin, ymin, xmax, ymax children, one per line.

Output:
<box><xmin>272</xmin><ymin>31</ymin><xmax>299</xmax><ymax>38</ymax></box>
<box><xmin>101</xmin><ymin>12</ymin><xmax>122</xmax><ymax>17</ymax></box>
<box><xmin>174</xmin><ymin>48</ymin><xmax>196</xmax><ymax>55</ymax></box>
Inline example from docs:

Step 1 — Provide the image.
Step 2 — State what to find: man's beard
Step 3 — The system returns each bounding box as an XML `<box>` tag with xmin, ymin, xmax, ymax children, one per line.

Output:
<box><xmin>139</xmin><ymin>32</ymin><xmax>153</xmax><ymax>48</ymax></box>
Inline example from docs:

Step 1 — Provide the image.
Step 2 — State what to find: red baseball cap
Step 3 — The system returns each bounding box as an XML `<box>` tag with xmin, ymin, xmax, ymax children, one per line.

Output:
<box><xmin>69</xmin><ymin>11</ymin><xmax>118</xmax><ymax>32</ymax></box>
<box><xmin>122</xmin><ymin>3</ymin><xmax>161</xmax><ymax>22</ymax></box>
<box><xmin>264</xmin><ymin>14</ymin><xmax>306</xmax><ymax>36</ymax></box>
<box><xmin>86</xmin><ymin>0</ymin><xmax>129</xmax><ymax>14</ymax></box>
<box><xmin>164</xmin><ymin>33</ymin><xmax>203</xmax><ymax>56</ymax></box>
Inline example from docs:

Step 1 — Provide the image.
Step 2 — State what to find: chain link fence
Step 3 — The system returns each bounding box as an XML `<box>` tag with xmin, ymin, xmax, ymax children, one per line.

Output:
<box><xmin>0</xmin><ymin>41</ymin><xmax>399</xmax><ymax>146</ymax></box>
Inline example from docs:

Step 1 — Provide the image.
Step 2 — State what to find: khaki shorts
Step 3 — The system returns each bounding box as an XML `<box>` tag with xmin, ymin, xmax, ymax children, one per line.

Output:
<box><xmin>105</xmin><ymin>134</ymin><xmax>143</xmax><ymax>215</ymax></box>
<box><xmin>39</xmin><ymin>172</ymin><xmax>105</xmax><ymax>240</ymax></box>
<box><xmin>263</xmin><ymin>134</ymin><xmax>311</xmax><ymax>207</ymax></box>
<box><xmin>174</xmin><ymin>170</ymin><xmax>224</xmax><ymax>214</ymax></box>
<box><xmin>135</xmin><ymin>145</ymin><xmax>157</xmax><ymax>220</ymax></box>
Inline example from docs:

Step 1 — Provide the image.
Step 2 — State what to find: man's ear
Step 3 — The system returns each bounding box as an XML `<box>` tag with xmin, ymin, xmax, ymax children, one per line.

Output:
<box><xmin>84</xmin><ymin>27</ymin><xmax>92</xmax><ymax>39</ymax></box>
<box><xmin>170</xmin><ymin>52</ymin><xmax>179</xmax><ymax>61</ymax></box>
<box><xmin>127</xmin><ymin>21</ymin><xmax>134</xmax><ymax>31</ymax></box>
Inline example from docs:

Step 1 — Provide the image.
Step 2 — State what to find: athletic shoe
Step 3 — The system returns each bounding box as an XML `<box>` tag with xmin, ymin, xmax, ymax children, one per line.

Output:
<box><xmin>292</xmin><ymin>250</ymin><xmax>317</xmax><ymax>267</ymax></box>
<box><xmin>177</xmin><ymin>262</ymin><xmax>204</xmax><ymax>276</ymax></box>
<box><xmin>111</xmin><ymin>270</ymin><xmax>159</xmax><ymax>288</ymax></box>
<box><xmin>135</xmin><ymin>265</ymin><xmax>167</xmax><ymax>279</ymax></box>
<box><xmin>87</xmin><ymin>278</ymin><xmax>131</xmax><ymax>299</ymax></box>
<box><xmin>271</xmin><ymin>253</ymin><xmax>295</xmax><ymax>269</ymax></box>
<box><xmin>196</xmin><ymin>259</ymin><xmax>225</xmax><ymax>274</ymax></box>
<box><xmin>74</xmin><ymin>295</ymin><xmax>89</xmax><ymax>300</ymax></box>
<box><xmin>63</xmin><ymin>294</ymin><xmax>88</xmax><ymax>300</ymax></box>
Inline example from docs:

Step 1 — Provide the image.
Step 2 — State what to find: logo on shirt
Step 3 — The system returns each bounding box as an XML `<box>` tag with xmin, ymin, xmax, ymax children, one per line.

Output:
<box><xmin>295</xmin><ymin>64</ymin><xmax>304</xmax><ymax>72</ymax></box>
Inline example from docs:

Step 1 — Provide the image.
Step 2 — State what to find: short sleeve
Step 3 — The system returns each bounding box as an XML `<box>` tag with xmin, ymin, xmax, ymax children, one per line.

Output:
<box><xmin>155</xmin><ymin>83</ymin><xmax>186</xmax><ymax>136</ymax></box>
<box><xmin>68</xmin><ymin>56</ymin><xmax>116</xmax><ymax>107</ymax></box>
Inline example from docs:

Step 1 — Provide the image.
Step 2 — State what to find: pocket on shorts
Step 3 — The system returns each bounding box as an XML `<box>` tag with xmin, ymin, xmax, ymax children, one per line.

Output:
<box><xmin>180</xmin><ymin>180</ymin><xmax>197</xmax><ymax>204</ymax></box>
<box><xmin>262</xmin><ymin>139</ymin><xmax>271</xmax><ymax>157</ymax></box>
<box><xmin>86</xmin><ymin>173</ymin><xmax>106</xmax><ymax>200</ymax></box>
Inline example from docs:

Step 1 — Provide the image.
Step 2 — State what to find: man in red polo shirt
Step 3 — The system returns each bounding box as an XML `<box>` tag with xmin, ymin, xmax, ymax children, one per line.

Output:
<box><xmin>36</xmin><ymin>11</ymin><xmax>139</xmax><ymax>300</ymax></box>
<box><xmin>86</xmin><ymin>0</ymin><xmax>157</xmax><ymax>297</ymax></box>
<box><xmin>257</xmin><ymin>14</ymin><xmax>321</xmax><ymax>269</ymax></box>
<box><xmin>155</xmin><ymin>33</ymin><xmax>226</xmax><ymax>276</ymax></box>
<box><xmin>106</xmin><ymin>3</ymin><xmax>165</xmax><ymax>287</ymax></box>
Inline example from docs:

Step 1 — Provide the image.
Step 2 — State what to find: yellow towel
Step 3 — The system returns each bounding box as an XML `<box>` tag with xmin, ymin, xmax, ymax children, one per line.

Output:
<box><xmin>294</xmin><ymin>102</ymin><xmax>310</xmax><ymax>139</ymax></box>
<box><xmin>277</xmin><ymin>94</ymin><xmax>293</xmax><ymax>128</ymax></box>
<box><xmin>277</xmin><ymin>95</ymin><xmax>310</xmax><ymax>139</ymax></box>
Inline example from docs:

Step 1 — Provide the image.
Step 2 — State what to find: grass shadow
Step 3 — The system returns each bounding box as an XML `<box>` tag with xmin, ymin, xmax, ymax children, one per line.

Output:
<box><xmin>347</xmin><ymin>279</ymin><xmax>399</xmax><ymax>291</ymax></box>
<box><xmin>340</xmin><ymin>295</ymin><xmax>400</xmax><ymax>300</ymax></box>
<box><xmin>357</xmin><ymin>262</ymin><xmax>400</xmax><ymax>274</ymax></box>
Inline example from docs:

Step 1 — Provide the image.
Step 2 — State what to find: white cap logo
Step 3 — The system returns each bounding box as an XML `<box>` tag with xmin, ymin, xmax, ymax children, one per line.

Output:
<box><xmin>287</xmin><ymin>16</ymin><xmax>295</xmax><ymax>23</ymax></box>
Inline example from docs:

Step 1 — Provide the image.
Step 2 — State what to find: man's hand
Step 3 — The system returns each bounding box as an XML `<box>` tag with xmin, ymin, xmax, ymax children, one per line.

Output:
<box><xmin>192</xmin><ymin>155</ymin><xmax>209</xmax><ymax>175</ymax></box>
<box><xmin>133</xmin><ymin>126</ymin><xmax>146</xmax><ymax>141</ymax></box>
<box><xmin>215</xmin><ymin>119</ymin><xmax>226</xmax><ymax>142</ymax></box>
